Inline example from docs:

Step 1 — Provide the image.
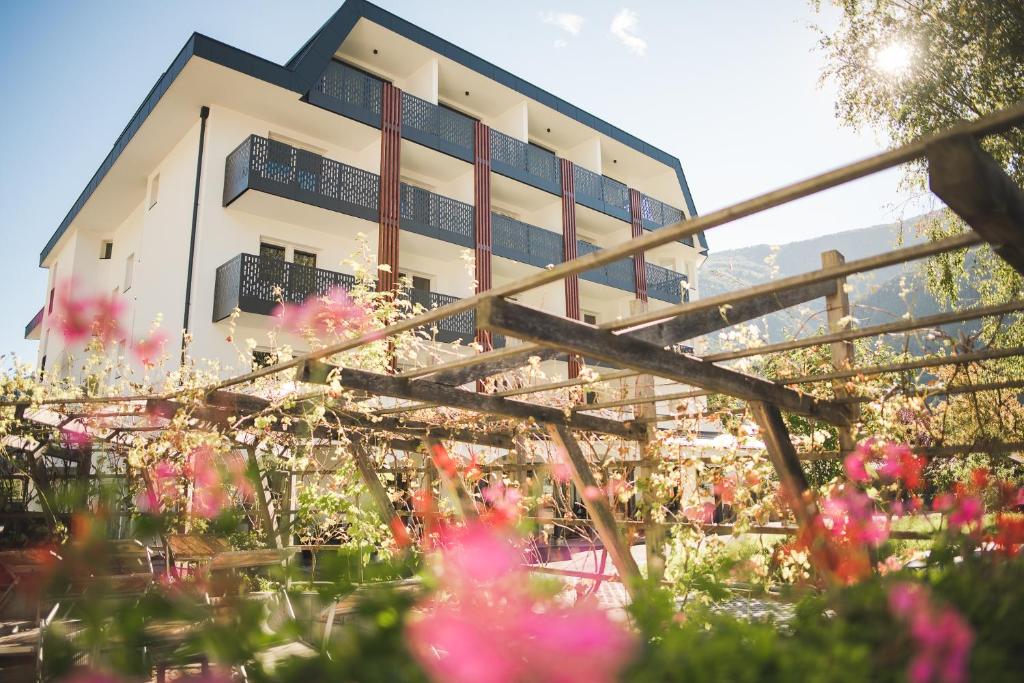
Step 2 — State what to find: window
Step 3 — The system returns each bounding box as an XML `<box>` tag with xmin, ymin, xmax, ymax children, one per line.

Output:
<box><xmin>252</xmin><ymin>349</ymin><xmax>275</xmax><ymax>368</ymax></box>
<box><xmin>294</xmin><ymin>250</ymin><xmax>317</xmax><ymax>269</ymax></box>
<box><xmin>583</xmin><ymin>312</ymin><xmax>598</xmax><ymax>326</ymax></box>
<box><xmin>148</xmin><ymin>174</ymin><xmax>160</xmax><ymax>209</ymax></box>
<box><xmin>48</xmin><ymin>288</ymin><xmax>55</xmax><ymax>314</ymax></box>
<box><xmin>268</xmin><ymin>132</ymin><xmax>325</xmax><ymax>156</ymax></box>
<box><xmin>260</xmin><ymin>243</ymin><xmax>286</xmax><ymax>261</ymax></box>
<box><xmin>100</xmin><ymin>241</ymin><xmax>113</xmax><ymax>260</ymax></box>
<box><xmin>124</xmin><ymin>253</ymin><xmax>135</xmax><ymax>291</ymax></box>
<box><xmin>400</xmin><ymin>272</ymin><xmax>432</xmax><ymax>292</ymax></box>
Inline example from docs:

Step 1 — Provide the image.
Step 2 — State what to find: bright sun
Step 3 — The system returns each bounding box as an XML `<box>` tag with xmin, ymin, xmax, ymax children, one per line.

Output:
<box><xmin>874</xmin><ymin>41</ymin><xmax>913</xmax><ymax>76</ymax></box>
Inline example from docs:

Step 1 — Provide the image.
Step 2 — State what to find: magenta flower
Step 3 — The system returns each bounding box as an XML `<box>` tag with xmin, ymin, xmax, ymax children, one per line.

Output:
<box><xmin>888</xmin><ymin>582</ymin><xmax>973</xmax><ymax>683</ymax></box>
<box><xmin>408</xmin><ymin>523</ymin><xmax>634</xmax><ymax>683</ymax></box>
<box><xmin>844</xmin><ymin>445</ymin><xmax>871</xmax><ymax>483</ymax></box>
<box><xmin>275</xmin><ymin>286</ymin><xmax>371</xmax><ymax>338</ymax></box>
<box><xmin>133</xmin><ymin>329</ymin><xmax>168</xmax><ymax>367</ymax></box>
<box><xmin>821</xmin><ymin>487</ymin><xmax>889</xmax><ymax>546</ymax></box>
<box><xmin>948</xmin><ymin>496</ymin><xmax>984</xmax><ymax>528</ymax></box>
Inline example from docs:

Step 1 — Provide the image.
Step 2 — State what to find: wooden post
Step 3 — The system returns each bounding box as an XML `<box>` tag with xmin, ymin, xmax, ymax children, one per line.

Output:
<box><xmin>245</xmin><ymin>447</ymin><xmax>281</xmax><ymax>549</ymax></box>
<box><xmin>748</xmin><ymin>401</ymin><xmax>839</xmax><ymax>584</ymax></box>
<box><xmin>630</xmin><ymin>299</ymin><xmax>665</xmax><ymax>581</ymax></box>
<box><xmin>546</xmin><ymin>424</ymin><xmax>641</xmax><ymax>596</ymax></box>
<box><xmin>821</xmin><ymin>250</ymin><xmax>859</xmax><ymax>452</ymax></box>
<box><xmin>421</xmin><ymin>438</ymin><xmax>478</xmax><ymax>520</ymax></box>
<box><xmin>350</xmin><ymin>439</ymin><xmax>409</xmax><ymax>546</ymax></box>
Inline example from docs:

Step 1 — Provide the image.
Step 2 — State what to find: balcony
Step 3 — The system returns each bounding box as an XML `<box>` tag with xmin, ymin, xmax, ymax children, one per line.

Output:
<box><xmin>401</xmin><ymin>92</ymin><xmax>475</xmax><ymax>162</ymax></box>
<box><xmin>646</xmin><ymin>262</ymin><xmax>689</xmax><ymax>304</ymax></box>
<box><xmin>213</xmin><ymin>253</ymin><xmax>357</xmax><ymax>322</ymax></box>
<box><xmin>489</xmin><ymin>130</ymin><xmax>561</xmax><ymax>195</ymax></box>
<box><xmin>309</xmin><ymin>61</ymin><xmax>383</xmax><ymax>128</ymax></box>
<box><xmin>572</xmin><ymin>166</ymin><xmax>631</xmax><ymax>222</ymax></box>
<box><xmin>576</xmin><ymin>240</ymin><xmax>636</xmax><ymax>293</ymax></box>
<box><xmin>224</xmin><ymin>135</ymin><xmax>380</xmax><ymax>223</ymax></box>
<box><xmin>640</xmin><ymin>193</ymin><xmax>685</xmax><ymax>230</ymax></box>
<box><xmin>25</xmin><ymin>307</ymin><xmax>43</xmax><ymax>340</ymax></box>
<box><xmin>399</xmin><ymin>184</ymin><xmax>474</xmax><ymax>248</ymax></box>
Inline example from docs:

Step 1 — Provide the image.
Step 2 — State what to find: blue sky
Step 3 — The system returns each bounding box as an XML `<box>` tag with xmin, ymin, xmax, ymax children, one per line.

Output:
<box><xmin>0</xmin><ymin>1</ymin><xmax>920</xmax><ymax>362</ymax></box>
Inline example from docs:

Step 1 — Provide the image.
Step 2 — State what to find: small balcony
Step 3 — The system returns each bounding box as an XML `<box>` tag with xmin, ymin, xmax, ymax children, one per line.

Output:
<box><xmin>646</xmin><ymin>262</ymin><xmax>689</xmax><ymax>304</ymax></box>
<box><xmin>213</xmin><ymin>253</ymin><xmax>357</xmax><ymax>322</ymax></box>
<box><xmin>308</xmin><ymin>61</ymin><xmax>384</xmax><ymax>128</ymax></box>
<box><xmin>224</xmin><ymin>135</ymin><xmax>380</xmax><ymax>223</ymax></box>
<box><xmin>572</xmin><ymin>166</ymin><xmax>631</xmax><ymax>222</ymax></box>
<box><xmin>399</xmin><ymin>184</ymin><xmax>475</xmax><ymax>249</ymax></box>
<box><xmin>489</xmin><ymin>130</ymin><xmax>562</xmax><ymax>195</ymax></box>
<box><xmin>25</xmin><ymin>306</ymin><xmax>43</xmax><ymax>340</ymax></box>
<box><xmin>576</xmin><ymin>240</ymin><xmax>636</xmax><ymax>293</ymax></box>
<box><xmin>401</xmin><ymin>92</ymin><xmax>475</xmax><ymax>162</ymax></box>
<box><xmin>640</xmin><ymin>194</ymin><xmax>685</xmax><ymax>230</ymax></box>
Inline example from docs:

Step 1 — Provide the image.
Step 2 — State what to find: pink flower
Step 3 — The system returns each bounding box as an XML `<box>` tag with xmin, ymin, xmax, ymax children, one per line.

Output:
<box><xmin>133</xmin><ymin>330</ymin><xmax>168</xmax><ymax>367</ymax></box>
<box><xmin>821</xmin><ymin>487</ymin><xmax>889</xmax><ymax>546</ymax></box>
<box><xmin>275</xmin><ymin>286</ymin><xmax>371</xmax><ymax>338</ymax></box>
<box><xmin>948</xmin><ymin>496</ymin><xmax>984</xmax><ymax>528</ymax></box>
<box><xmin>888</xmin><ymin>582</ymin><xmax>973</xmax><ymax>683</ymax></box>
<box><xmin>408</xmin><ymin>523</ymin><xmax>634</xmax><ymax>683</ymax></box>
<box><xmin>52</xmin><ymin>280</ymin><xmax>128</xmax><ymax>344</ymax></box>
<box><xmin>844</xmin><ymin>446</ymin><xmax>871</xmax><ymax>483</ymax></box>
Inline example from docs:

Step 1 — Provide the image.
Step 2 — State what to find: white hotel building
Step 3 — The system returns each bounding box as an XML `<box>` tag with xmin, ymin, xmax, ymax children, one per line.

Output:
<box><xmin>25</xmin><ymin>0</ymin><xmax>707</xmax><ymax>386</ymax></box>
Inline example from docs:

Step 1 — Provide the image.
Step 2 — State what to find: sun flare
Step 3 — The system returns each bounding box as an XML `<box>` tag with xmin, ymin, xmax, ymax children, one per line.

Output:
<box><xmin>874</xmin><ymin>41</ymin><xmax>914</xmax><ymax>76</ymax></box>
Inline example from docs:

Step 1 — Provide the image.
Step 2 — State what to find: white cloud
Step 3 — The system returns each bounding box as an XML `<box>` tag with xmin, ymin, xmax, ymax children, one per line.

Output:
<box><xmin>610</xmin><ymin>8</ymin><xmax>647</xmax><ymax>55</ymax></box>
<box><xmin>540</xmin><ymin>11</ymin><xmax>585</xmax><ymax>36</ymax></box>
<box><xmin>553</xmin><ymin>38</ymin><xmax>568</xmax><ymax>49</ymax></box>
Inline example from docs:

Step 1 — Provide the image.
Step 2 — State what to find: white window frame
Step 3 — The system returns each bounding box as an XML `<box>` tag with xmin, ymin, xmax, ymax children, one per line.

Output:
<box><xmin>124</xmin><ymin>253</ymin><xmax>135</xmax><ymax>292</ymax></box>
<box><xmin>148</xmin><ymin>174</ymin><xmax>160</xmax><ymax>209</ymax></box>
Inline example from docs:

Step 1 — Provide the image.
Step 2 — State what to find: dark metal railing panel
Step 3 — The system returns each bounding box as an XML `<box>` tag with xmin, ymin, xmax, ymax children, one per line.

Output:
<box><xmin>224</xmin><ymin>135</ymin><xmax>380</xmax><ymax>223</ymax></box>
<box><xmin>488</xmin><ymin>129</ymin><xmax>561</xmax><ymax>194</ymax></box>
<box><xmin>571</xmin><ymin>166</ymin><xmax>631</xmax><ymax>222</ymax></box>
<box><xmin>640</xmin><ymin>193</ymin><xmax>685</xmax><ymax>230</ymax></box>
<box><xmin>309</xmin><ymin>61</ymin><xmax>384</xmax><ymax>128</ymax></box>
<box><xmin>577</xmin><ymin>240</ymin><xmax>635</xmax><ymax>292</ymax></box>
<box><xmin>492</xmin><ymin>213</ymin><xmax>563</xmax><ymax>269</ymax></box>
<box><xmin>24</xmin><ymin>307</ymin><xmax>43</xmax><ymax>339</ymax></box>
<box><xmin>408</xmin><ymin>289</ymin><xmax>477</xmax><ymax>344</ymax></box>
<box><xmin>213</xmin><ymin>253</ymin><xmax>356</xmax><ymax>321</ymax></box>
<box><xmin>401</xmin><ymin>93</ymin><xmax>475</xmax><ymax>162</ymax></box>
<box><xmin>646</xmin><ymin>262</ymin><xmax>688</xmax><ymax>303</ymax></box>
<box><xmin>399</xmin><ymin>184</ymin><xmax>475</xmax><ymax>248</ymax></box>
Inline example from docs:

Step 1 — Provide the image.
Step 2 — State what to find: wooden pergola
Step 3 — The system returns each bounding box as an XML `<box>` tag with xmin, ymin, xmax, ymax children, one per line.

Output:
<box><xmin>4</xmin><ymin>103</ymin><xmax>1024</xmax><ymax>598</ymax></box>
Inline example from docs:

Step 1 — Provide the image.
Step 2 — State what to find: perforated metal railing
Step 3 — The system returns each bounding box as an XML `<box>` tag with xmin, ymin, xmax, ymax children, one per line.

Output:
<box><xmin>213</xmin><ymin>254</ymin><xmax>357</xmax><ymax>321</ymax></box>
<box><xmin>639</xmin><ymin>193</ymin><xmax>685</xmax><ymax>230</ymax></box>
<box><xmin>572</xmin><ymin>166</ymin><xmax>630</xmax><ymax>220</ymax></box>
<box><xmin>645</xmin><ymin>262</ymin><xmax>688</xmax><ymax>303</ymax></box>
<box><xmin>223</xmin><ymin>135</ymin><xmax>380</xmax><ymax>222</ymax></box>
<box><xmin>309</xmin><ymin>61</ymin><xmax>384</xmax><ymax>127</ymax></box>
<box><xmin>489</xmin><ymin>129</ymin><xmax>561</xmax><ymax>193</ymax></box>
<box><xmin>576</xmin><ymin>240</ymin><xmax>636</xmax><ymax>293</ymax></box>
<box><xmin>399</xmin><ymin>184</ymin><xmax>475</xmax><ymax>248</ymax></box>
<box><xmin>401</xmin><ymin>92</ymin><xmax>475</xmax><ymax>161</ymax></box>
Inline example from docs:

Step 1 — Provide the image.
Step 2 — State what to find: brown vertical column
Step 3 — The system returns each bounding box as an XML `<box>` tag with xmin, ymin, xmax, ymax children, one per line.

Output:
<box><xmin>377</xmin><ymin>83</ymin><xmax>402</xmax><ymax>298</ymax></box>
<box><xmin>474</xmin><ymin>122</ymin><xmax>493</xmax><ymax>392</ymax></box>
<box><xmin>560</xmin><ymin>159</ymin><xmax>581</xmax><ymax>378</ymax></box>
<box><xmin>629</xmin><ymin>189</ymin><xmax>649</xmax><ymax>302</ymax></box>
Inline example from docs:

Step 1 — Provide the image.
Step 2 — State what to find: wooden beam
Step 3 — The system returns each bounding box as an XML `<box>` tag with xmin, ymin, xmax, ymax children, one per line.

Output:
<box><xmin>546</xmin><ymin>424</ymin><xmax>641</xmax><ymax>595</ymax></box>
<box><xmin>245</xmin><ymin>447</ymin><xmax>282</xmax><ymax>549</ymax></box>
<box><xmin>780</xmin><ymin>345</ymin><xmax>1024</xmax><ymax>384</ymax></box>
<box><xmin>350</xmin><ymin>438</ymin><xmax>410</xmax><ymax>546</ymax></box>
<box><xmin>748</xmin><ymin>401</ymin><xmax>840</xmax><ymax>584</ymax></box>
<box><xmin>630</xmin><ymin>280</ymin><xmax>837</xmax><ymax>347</ymax></box>
<box><xmin>928</xmin><ymin>134</ymin><xmax>1024</xmax><ymax>275</ymax></box>
<box><xmin>478</xmin><ymin>298</ymin><xmax>856</xmax><ymax>427</ymax></box>
<box><xmin>294</xmin><ymin>360</ymin><xmax>644</xmax><ymax>440</ymax></box>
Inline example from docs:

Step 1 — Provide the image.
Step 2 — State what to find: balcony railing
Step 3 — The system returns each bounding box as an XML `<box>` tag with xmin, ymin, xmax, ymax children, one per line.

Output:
<box><xmin>576</xmin><ymin>240</ymin><xmax>636</xmax><ymax>292</ymax></box>
<box><xmin>572</xmin><ymin>166</ymin><xmax>631</xmax><ymax>222</ymax></box>
<box><xmin>646</xmin><ymin>262</ymin><xmax>688</xmax><ymax>304</ymax></box>
<box><xmin>24</xmin><ymin>306</ymin><xmax>43</xmax><ymax>340</ymax></box>
<box><xmin>489</xmin><ymin>130</ymin><xmax>561</xmax><ymax>194</ymax></box>
<box><xmin>491</xmin><ymin>212</ymin><xmax>563</xmax><ymax>269</ymax></box>
<box><xmin>224</xmin><ymin>135</ymin><xmax>380</xmax><ymax>223</ymax></box>
<box><xmin>401</xmin><ymin>92</ymin><xmax>475</xmax><ymax>162</ymax></box>
<box><xmin>400</xmin><ymin>184</ymin><xmax>475</xmax><ymax>248</ymax></box>
<box><xmin>640</xmin><ymin>193</ymin><xmax>685</xmax><ymax>230</ymax></box>
<box><xmin>213</xmin><ymin>253</ymin><xmax>357</xmax><ymax>322</ymax></box>
<box><xmin>407</xmin><ymin>289</ymin><xmax>477</xmax><ymax>345</ymax></box>
<box><xmin>309</xmin><ymin>61</ymin><xmax>384</xmax><ymax>128</ymax></box>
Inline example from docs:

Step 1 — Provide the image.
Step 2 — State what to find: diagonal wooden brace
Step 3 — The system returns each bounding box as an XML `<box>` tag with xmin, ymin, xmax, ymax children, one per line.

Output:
<box><xmin>349</xmin><ymin>438</ymin><xmax>411</xmax><ymax>547</ymax></box>
<box><xmin>547</xmin><ymin>424</ymin><xmax>642</xmax><ymax>596</ymax></box>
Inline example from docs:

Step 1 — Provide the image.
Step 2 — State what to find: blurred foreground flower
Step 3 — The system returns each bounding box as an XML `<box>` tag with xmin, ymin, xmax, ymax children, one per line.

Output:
<box><xmin>407</xmin><ymin>523</ymin><xmax>635</xmax><ymax>683</ymax></box>
<box><xmin>888</xmin><ymin>582</ymin><xmax>973</xmax><ymax>683</ymax></box>
<box><xmin>275</xmin><ymin>286</ymin><xmax>372</xmax><ymax>337</ymax></box>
